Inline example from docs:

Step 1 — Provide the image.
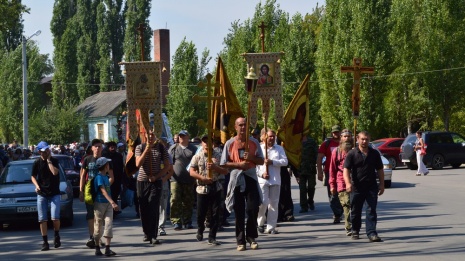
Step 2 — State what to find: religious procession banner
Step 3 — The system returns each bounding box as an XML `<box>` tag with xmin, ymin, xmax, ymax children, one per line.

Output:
<box><xmin>212</xmin><ymin>57</ymin><xmax>244</xmax><ymax>144</ymax></box>
<box><xmin>241</xmin><ymin>52</ymin><xmax>284</xmax><ymax>127</ymax></box>
<box><xmin>122</xmin><ymin>61</ymin><xmax>163</xmax><ymax>139</ymax></box>
<box><xmin>277</xmin><ymin>74</ymin><xmax>310</xmax><ymax>169</ymax></box>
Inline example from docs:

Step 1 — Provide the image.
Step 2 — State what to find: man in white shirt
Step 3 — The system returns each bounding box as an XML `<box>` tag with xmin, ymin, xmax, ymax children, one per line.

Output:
<box><xmin>256</xmin><ymin>129</ymin><xmax>288</xmax><ymax>234</ymax></box>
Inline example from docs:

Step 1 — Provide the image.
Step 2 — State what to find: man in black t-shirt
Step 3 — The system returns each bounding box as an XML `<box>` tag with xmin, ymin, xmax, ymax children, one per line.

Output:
<box><xmin>31</xmin><ymin>141</ymin><xmax>61</xmax><ymax>251</ymax></box>
<box><xmin>343</xmin><ymin>131</ymin><xmax>384</xmax><ymax>242</ymax></box>
<box><xmin>79</xmin><ymin>139</ymin><xmax>114</xmax><ymax>248</ymax></box>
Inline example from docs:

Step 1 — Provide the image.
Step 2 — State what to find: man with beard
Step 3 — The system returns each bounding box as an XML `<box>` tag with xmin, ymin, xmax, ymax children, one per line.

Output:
<box><xmin>102</xmin><ymin>141</ymin><xmax>125</xmax><ymax>216</ymax></box>
<box><xmin>343</xmin><ymin>131</ymin><xmax>384</xmax><ymax>242</ymax></box>
<box><xmin>317</xmin><ymin>125</ymin><xmax>344</xmax><ymax>223</ymax></box>
<box><xmin>329</xmin><ymin>129</ymin><xmax>354</xmax><ymax>236</ymax></box>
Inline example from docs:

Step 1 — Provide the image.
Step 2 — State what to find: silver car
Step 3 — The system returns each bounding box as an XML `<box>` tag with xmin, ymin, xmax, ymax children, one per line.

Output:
<box><xmin>0</xmin><ymin>159</ymin><xmax>74</xmax><ymax>226</ymax></box>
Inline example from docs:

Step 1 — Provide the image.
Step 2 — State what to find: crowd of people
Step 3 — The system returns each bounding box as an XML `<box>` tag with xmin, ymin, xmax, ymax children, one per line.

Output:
<box><xmin>28</xmin><ymin>121</ymin><xmax>386</xmax><ymax>256</ymax></box>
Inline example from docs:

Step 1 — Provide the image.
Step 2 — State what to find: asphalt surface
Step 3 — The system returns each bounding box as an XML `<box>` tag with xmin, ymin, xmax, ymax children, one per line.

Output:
<box><xmin>1</xmin><ymin>165</ymin><xmax>464</xmax><ymax>260</ymax></box>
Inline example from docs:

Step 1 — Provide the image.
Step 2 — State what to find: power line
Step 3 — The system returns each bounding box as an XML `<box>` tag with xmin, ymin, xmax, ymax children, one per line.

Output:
<box><xmin>28</xmin><ymin>66</ymin><xmax>465</xmax><ymax>87</ymax></box>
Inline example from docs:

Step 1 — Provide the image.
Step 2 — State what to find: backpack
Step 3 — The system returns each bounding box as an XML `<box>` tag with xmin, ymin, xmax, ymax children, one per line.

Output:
<box><xmin>84</xmin><ymin>176</ymin><xmax>98</xmax><ymax>205</ymax></box>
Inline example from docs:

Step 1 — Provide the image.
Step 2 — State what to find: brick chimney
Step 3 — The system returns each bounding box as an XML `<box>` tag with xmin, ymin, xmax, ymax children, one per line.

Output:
<box><xmin>153</xmin><ymin>29</ymin><xmax>170</xmax><ymax>106</ymax></box>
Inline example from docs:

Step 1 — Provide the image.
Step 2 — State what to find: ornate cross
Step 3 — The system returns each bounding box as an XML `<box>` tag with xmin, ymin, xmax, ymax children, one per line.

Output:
<box><xmin>193</xmin><ymin>73</ymin><xmax>224</xmax><ymax>178</ymax></box>
<box><xmin>340</xmin><ymin>57</ymin><xmax>374</xmax><ymax>118</ymax></box>
<box><xmin>258</xmin><ymin>21</ymin><xmax>266</xmax><ymax>53</ymax></box>
<box><xmin>137</xmin><ymin>23</ymin><xmax>145</xmax><ymax>61</ymax></box>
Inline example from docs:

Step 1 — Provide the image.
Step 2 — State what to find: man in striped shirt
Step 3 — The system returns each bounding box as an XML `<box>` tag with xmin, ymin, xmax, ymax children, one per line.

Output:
<box><xmin>135</xmin><ymin>130</ymin><xmax>171</xmax><ymax>245</ymax></box>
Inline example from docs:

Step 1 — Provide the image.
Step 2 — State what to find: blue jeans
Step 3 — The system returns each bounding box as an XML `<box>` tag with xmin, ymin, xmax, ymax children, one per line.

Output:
<box><xmin>325</xmin><ymin>172</ymin><xmax>343</xmax><ymax>218</ymax></box>
<box><xmin>350</xmin><ymin>184</ymin><xmax>379</xmax><ymax>236</ymax></box>
<box><xmin>37</xmin><ymin>194</ymin><xmax>61</xmax><ymax>222</ymax></box>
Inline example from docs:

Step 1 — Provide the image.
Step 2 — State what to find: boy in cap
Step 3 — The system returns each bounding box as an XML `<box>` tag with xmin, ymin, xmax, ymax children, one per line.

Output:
<box><xmin>31</xmin><ymin>141</ymin><xmax>61</xmax><ymax>251</ymax></box>
<box><xmin>93</xmin><ymin>157</ymin><xmax>119</xmax><ymax>256</ymax></box>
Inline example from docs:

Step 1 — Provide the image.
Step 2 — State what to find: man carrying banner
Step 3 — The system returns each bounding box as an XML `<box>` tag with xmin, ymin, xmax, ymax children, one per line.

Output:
<box><xmin>222</xmin><ymin>117</ymin><xmax>264</xmax><ymax>251</ymax></box>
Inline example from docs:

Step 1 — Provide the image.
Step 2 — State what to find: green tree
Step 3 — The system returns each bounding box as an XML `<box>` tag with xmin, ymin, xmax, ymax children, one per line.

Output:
<box><xmin>106</xmin><ymin>0</ymin><xmax>125</xmax><ymax>85</ymax></box>
<box><xmin>50</xmin><ymin>0</ymin><xmax>78</xmax><ymax>106</ymax></box>
<box><xmin>0</xmin><ymin>0</ymin><xmax>29</xmax><ymax>52</ymax></box>
<box><xmin>29</xmin><ymin>103</ymin><xmax>85</xmax><ymax>145</ymax></box>
<box><xmin>123</xmin><ymin>0</ymin><xmax>152</xmax><ymax>62</ymax></box>
<box><xmin>316</xmin><ymin>0</ymin><xmax>392</xmax><ymax>138</ymax></box>
<box><xmin>166</xmin><ymin>38</ymin><xmax>210</xmax><ymax>137</ymax></box>
<box><xmin>76</xmin><ymin>0</ymin><xmax>100</xmax><ymax>101</ymax></box>
<box><xmin>97</xmin><ymin>1</ymin><xmax>111</xmax><ymax>91</ymax></box>
<box><xmin>0</xmin><ymin>42</ymin><xmax>52</xmax><ymax>144</ymax></box>
<box><xmin>418</xmin><ymin>1</ymin><xmax>465</xmax><ymax>131</ymax></box>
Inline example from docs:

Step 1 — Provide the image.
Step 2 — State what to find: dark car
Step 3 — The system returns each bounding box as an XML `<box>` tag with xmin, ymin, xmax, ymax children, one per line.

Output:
<box><xmin>0</xmin><ymin>159</ymin><xmax>74</xmax><ymax>226</ymax></box>
<box><xmin>399</xmin><ymin>131</ymin><xmax>465</xmax><ymax>170</ymax></box>
<box><xmin>31</xmin><ymin>154</ymin><xmax>80</xmax><ymax>197</ymax></box>
<box><xmin>372</xmin><ymin>138</ymin><xmax>405</xmax><ymax>169</ymax></box>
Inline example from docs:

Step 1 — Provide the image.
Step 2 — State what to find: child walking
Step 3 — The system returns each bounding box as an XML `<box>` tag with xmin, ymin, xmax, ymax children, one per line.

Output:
<box><xmin>93</xmin><ymin>157</ymin><xmax>119</xmax><ymax>256</ymax></box>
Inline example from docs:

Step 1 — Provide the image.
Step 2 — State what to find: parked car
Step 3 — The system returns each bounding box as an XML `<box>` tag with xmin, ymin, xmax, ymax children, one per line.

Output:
<box><xmin>0</xmin><ymin>159</ymin><xmax>74</xmax><ymax>226</ymax></box>
<box><xmin>399</xmin><ymin>131</ymin><xmax>465</xmax><ymax>170</ymax></box>
<box><xmin>324</xmin><ymin>143</ymin><xmax>393</xmax><ymax>188</ymax></box>
<box><xmin>372</xmin><ymin>138</ymin><xmax>405</xmax><ymax>169</ymax></box>
<box><xmin>31</xmin><ymin>155</ymin><xmax>80</xmax><ymax>197</ymax></box>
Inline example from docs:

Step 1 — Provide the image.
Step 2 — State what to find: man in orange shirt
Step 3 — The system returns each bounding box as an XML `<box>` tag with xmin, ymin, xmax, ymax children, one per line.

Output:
<box><xmin>221</xmin><ymin>118</ymin><xmax>264</xmax><ymax>251</ymax></box>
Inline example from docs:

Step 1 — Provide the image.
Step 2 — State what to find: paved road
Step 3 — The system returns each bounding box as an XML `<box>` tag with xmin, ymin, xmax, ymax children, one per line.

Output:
<box><xmin>1</xmin><ymin>166</ymin><xmax>464</xmax><ymax>260</ymax></box>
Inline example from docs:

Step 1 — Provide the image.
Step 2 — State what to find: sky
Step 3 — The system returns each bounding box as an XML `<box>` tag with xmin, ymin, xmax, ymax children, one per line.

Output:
<box><xmin>22</xmin><ymin>0</ymin><xmax>325</xmax><ymax>71</ymax></box>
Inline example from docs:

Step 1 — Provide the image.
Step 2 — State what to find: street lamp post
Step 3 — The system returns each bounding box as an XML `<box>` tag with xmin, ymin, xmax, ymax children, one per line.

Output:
<box><xmin>22</xmin><ymin>30</ymin><xmax>41</xmax><ymax>148</ymax></box>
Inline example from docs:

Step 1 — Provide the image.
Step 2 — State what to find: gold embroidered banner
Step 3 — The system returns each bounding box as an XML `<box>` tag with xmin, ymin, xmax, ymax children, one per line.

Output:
<box><xmin>122</xmin><ymin>61</ymin><xmax>163</xmax><ymax>140</ymax></box>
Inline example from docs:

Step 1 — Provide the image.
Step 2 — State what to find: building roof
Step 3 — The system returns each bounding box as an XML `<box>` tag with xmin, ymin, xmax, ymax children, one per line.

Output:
<box><xmin>75</xmin><ymin>90</ymin><xmax>126</xmax><ymax>118</ymax></box>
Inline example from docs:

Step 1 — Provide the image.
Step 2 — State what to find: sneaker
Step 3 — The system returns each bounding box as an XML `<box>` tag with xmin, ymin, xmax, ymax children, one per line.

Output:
<box><xmin>237</xmin><ymin>244</ymin><xmax>246</xmax><ymax>251</ymax></box>
<box><xmin>143</xmin><ymin>234</ymin><xmax>150</xmax><ymax>242</ymax></box>
<box><xmin>299</xmin><ymin>208</ymin><xmax>308</xmax><ymax>213</ymax></box>
<box><xmin>266</xmin><ymin>229</ymin><xmax>279</xmax><ymax>234</ymax></box>
<box><xmin>86</xmin><ymin>238</ymin><xmax>96</xmax><ymax>248</ymax></box>
<box><xmin>184</xmin><ymin>223</ymin><xmax>194</xmax><ymax>229</ymax></box>
<box><xmin>208</xmin><ymin>239</ymin><xmax>221</xmax><ymax>245</ymax></box>
<box><xmin>104</xmin><ymin>249</ymin><xmax>116</xmax><ymax>256</ymax></box>
<box><xmin>41</xmin><ymin>242</ymin><xmax>50</xmax><ymax>251</ymax></box>
<box><xmin>95</xmin><ymin>247</ymin><xmax>103</xmax><ymax>256</ymax></box>
<box><xmin>196</xmin><ymin>232</ymin><xmax>203</xmax><ymax>242</ymax></box>
<box><xmin>351</xmin><ymin>232</ymin><xmax>360</xmax><ymax>240</ymax></box>
<box><xmin>173</xmin><ymin>223</ymin><xmax>182</xmax><ymax>231</ymax></box>
<box><xmin>159</xmin><ymin>227</ymin><xmax>167</xmax><ymax>236</ymax></box>
<box><xmin>346</xmin><ymin>230</ymin><xmax>353</xmax><ymax>236</ymax></box>
<box><xmin>424</xmin><ymin>171</ymin><xmax>429</xmax><ymax>176</ymax></box>
<box><xmin>309</xmin><ymin>203</ymin><xmax>315</xmax><ymax>211</ymax></box>
<box><xmin>257</xmin><ymin>225</ymin><xmax>265</xmax><ymax>233</ymax></box>
<box><xmin>333</xmin><ymin>216</ymin><xmax>341</xmax><ymax>224</ymax></box>
<box><xmin>246</xmin><ymin>237</ymin><xmax>258</xmax><ymax>250</ymax></box>
<box><xmin>151</xmin><ymin>239</ymin><xmax>161</xmax><ymax>245</ymax></box>
<box><xmin>368</xmin><ymin>234</ymin><xmax>382</xmax><ymax>242</ymax></box>
<box><xmin>54</xmin><ymin>235</ymin><xmax>61</xmax><ymax>248</ymax></box>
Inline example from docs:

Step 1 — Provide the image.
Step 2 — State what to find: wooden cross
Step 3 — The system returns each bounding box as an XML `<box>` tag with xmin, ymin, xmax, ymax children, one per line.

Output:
<box><xmin>258</xmin><ymin>21</ymin><xmax>266</xmax><ymax>53</ymax></box>
<box><xmin>193</xmin><ymin>73</ymin><xmax>225</xmax><ymax>178</ymax></box>
<box><xmin>340</xmin><ymin>57</ymin><xmax>374</xmax><ymax>118</ymax></box>
<box><xmin>137</xmin><ymin>23</ymin><xmax>145</xmax><ymax>61</ymax></box>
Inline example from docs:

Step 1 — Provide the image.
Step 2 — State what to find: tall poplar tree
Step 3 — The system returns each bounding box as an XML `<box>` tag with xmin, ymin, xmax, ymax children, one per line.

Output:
<box><xmin>51</xmin><ymin>0</ymin><xmax>78</xmax><ymax>106</ymax></box>
<box><xmin>166</xmin><ymin>38</ymin><xmax>208</xmax><ymax>136</ymax></box>
<box><xmin>76</xmin><ymin>0</ymin><xmax>100</xmax><ymax>101</ymax></box>
<box><xmin>123</xmin><ymin>0</ymin><xmax>152</xmax><ymax>62</ymax></box>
